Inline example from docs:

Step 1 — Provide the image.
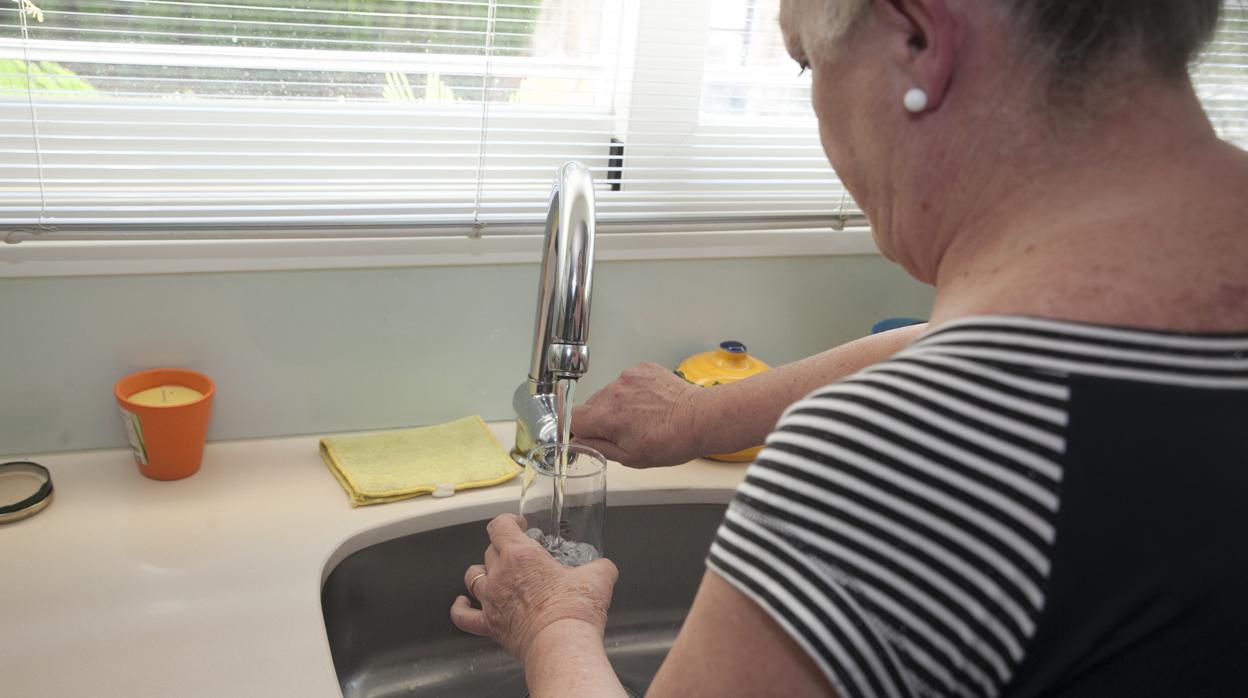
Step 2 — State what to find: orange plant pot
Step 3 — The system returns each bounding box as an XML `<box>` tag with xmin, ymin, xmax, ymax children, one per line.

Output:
<box><xmin>114</xmin><ymin>368</ymin><xmax>215</xmax><ymax>481</ymax></box>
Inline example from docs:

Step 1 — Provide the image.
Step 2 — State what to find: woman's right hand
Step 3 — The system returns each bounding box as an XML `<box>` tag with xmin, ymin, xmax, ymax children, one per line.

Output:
<box><xmin>450</xmin><ymin>514</ymin><xmax>620</xmax><ymax>665</ymax></box>
<box><xmin>571</xmin><ymin>362</ymin><xmax>704</xmax><ymax>468</ymax></box>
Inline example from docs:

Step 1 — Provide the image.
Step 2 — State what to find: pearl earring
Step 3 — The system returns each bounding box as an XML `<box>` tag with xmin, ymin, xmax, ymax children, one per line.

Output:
<box><xmin>904</xmin><ymin>88</ymin><xmax>928</xmax><ymax>114</ymax></box>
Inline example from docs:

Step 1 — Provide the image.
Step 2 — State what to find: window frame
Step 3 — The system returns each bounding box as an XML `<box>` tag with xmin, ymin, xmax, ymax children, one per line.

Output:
<box><xmin>0</xmin><ymin>229</ymin><xmax>878</xmax><ymax>278</ymax></box>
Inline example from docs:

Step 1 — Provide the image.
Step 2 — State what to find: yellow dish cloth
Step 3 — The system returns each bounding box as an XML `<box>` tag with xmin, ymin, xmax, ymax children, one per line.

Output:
<box><xmin>319</xmin><ymin>415</ymin><xmax>521</xmax><ymax>507</ymax></box>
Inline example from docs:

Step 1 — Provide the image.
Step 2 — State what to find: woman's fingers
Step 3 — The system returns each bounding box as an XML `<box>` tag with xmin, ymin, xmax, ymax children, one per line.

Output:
<box><xmin>486</xmin><ymin>512</ymin><xmax>536</xmax><ymax>547</ymax></box>
<box><xmin>484</xmin><ymin>543</ymin><xmax>498</xmax><ymax>570</ymax></box>
<box><xmin>571</xmin><ymin>401</ymin><xmax>617</xmax><ymax>442</ymax></box>
<box><xmin>585</xmin><ymin>556</ymin><xmax>620</xmax><ymax>584</ymax></box>
<box><xmin>450</xmin><ymin>595</ymin><xmax>491</xmax><ymax>637</ymax></box>
<box><xmin>570</xmin><ymin>435</ymin><xmax>627</xmax><ymax>463</ymax></box>
<box><xmin>464</xmin><ymin>563</ymin><xmax>488</xmax><ymax>600</ymax></box>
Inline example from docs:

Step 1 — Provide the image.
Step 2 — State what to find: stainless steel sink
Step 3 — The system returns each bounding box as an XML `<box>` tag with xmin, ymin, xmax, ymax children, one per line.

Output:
<box><xmin>321</xmin><ymin>503</ymin><xmax>728</xmax><ymax>697</ymax></box>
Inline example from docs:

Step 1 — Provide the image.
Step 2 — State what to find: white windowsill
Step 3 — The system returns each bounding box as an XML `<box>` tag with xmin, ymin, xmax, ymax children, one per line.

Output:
<box><xmin>0</xmin><ymin>228</ymin><xmax>879</xmax><ymax>278</ymax></box>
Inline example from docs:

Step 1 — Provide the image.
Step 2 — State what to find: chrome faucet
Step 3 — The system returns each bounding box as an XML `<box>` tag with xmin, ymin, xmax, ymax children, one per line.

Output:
<box><xmin>512</xmin><ymin>162</ymin><xmax>597</xmax><ymax>462</ymax></box>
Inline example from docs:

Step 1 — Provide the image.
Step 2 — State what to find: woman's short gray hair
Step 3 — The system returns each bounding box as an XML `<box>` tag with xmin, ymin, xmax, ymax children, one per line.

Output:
<box><xmin>1004</xmin><ymin>0</ymin><xmax>1224</xmax><ymax>87</ymax></box>
<box><xmin>803</xmin><ymin>0</ymin><xmax>1223</xmax><ymax>86</ymax></box>
<box><xmin>783</xmin><ymin>0</ymin><xmax>870</xmax><ymax>55</ymax></box>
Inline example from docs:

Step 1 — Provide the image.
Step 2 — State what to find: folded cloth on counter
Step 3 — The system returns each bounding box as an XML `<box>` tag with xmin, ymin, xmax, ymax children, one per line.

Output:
<box><xmin>319</xmin><ymin>415</ymin><xmax>521</xmax><ymax>507</ymax></box>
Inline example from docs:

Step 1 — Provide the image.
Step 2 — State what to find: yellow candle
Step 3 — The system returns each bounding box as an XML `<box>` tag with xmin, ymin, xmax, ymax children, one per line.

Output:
<box><xmin>127</xmin><ymin>384</ymin><xmax>204</xmax><ymax>407</ymax></box>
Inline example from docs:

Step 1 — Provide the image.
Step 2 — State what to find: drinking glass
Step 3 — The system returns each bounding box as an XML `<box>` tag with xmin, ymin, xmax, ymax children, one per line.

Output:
<box><xmin>520</xmin><ymin>443</ymin><xmax>607</xmax><ymax>566</ymax></box>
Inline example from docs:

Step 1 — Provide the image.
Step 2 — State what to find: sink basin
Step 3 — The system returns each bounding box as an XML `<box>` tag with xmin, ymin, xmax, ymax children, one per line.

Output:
<box><xmin>321</xmin><ymin>502</ymin><xmax>728</xmax><ymax>697</ymax></box>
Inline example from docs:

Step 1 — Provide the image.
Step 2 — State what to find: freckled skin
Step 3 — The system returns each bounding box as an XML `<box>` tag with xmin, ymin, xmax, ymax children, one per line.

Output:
<box><xmin>1217</xmin><ymin>283</ymin><xmax>1248</xmax><ymax>309</ymax></box>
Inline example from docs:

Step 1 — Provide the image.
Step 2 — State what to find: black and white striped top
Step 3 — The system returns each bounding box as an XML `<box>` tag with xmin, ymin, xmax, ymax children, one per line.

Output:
<box><xmin>708</xmin><ymin>316</ymin><xmax>1248</xmax><ymax>698</ymax></box>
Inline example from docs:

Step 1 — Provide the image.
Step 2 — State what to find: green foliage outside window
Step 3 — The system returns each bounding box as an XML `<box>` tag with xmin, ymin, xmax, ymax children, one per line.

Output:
<box><xmin>0</xmin><ymin>1</ymin><xmax>548</xmax><ymax>101</ymax></box>
<box><xmin>1</xmin><ymin>1</ymin><xmax>545</xmax><ymax>55</ymax></box>
<box><xmin>0</xmin><ymin>58</ymin><xmax>94</xmax><ymax>94</ymax></box>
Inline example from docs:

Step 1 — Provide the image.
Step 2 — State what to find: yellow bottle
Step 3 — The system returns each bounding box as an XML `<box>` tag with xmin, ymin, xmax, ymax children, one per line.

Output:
<box><xmin>676</xmin><ymin>341</ymin><xmax>771</xmax><ymax>462</ymax></box>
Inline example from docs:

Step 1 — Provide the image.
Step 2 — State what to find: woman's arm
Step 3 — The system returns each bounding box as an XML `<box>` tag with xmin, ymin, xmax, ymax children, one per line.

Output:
<box><xmin>524</xmin><ymin>619</ymin><xmax>629</xmax><ymax>698</ymax></box>
<box><xmin>520</xmin><ymin>573</ymin><xmax>837</xmax><ymax>698</ymax></box>
<box><xmin>451</xmin><ymin>516</ymin><xmax>836</xmax><ymax>698</ymax></box>
<box><xmin>649</xmin><ymin>572</ymin><xmax>838</xmax><ymax>697</ymax></box>
<box><xmin>572</xmin><ymin>323</ymin><xmax>927</xmax><ymax>468</ymax></box>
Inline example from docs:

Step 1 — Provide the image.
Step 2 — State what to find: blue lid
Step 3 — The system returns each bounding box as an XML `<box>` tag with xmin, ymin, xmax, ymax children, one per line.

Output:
<box><xmin>870</xmin><ymin>317</ymin><xmax>926</xmax><ymax>335</ymax></box>
<box><xmin>719</xmin><ymin>341</ymin><xmax>748</xmax><ymax>354</ymax></box>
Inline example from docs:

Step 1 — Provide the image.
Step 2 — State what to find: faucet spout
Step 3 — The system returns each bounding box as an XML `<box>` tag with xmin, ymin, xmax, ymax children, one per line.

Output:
<box><xmin>530</xmin><ymin>161</ymin><xmax>596</xmax><ymax>390</ymax></box>
<box><xmin>513</xmin><ymin>162</ymin><xmax>596</xmax><ymax>461</ymax></box>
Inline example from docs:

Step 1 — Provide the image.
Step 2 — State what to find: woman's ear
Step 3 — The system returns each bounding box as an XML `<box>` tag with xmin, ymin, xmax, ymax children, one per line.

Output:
<box><xmin>875</xmin><ymin>0</ymin><xmax>962</xmax><ymax>112</ymax></box>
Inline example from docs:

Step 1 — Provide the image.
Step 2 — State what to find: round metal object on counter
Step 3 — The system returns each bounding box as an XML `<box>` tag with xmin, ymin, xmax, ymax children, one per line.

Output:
<box><xmin>0</xmin><ymin>461</ymin><xmax>53</xmax><ymax>524</ymax></box>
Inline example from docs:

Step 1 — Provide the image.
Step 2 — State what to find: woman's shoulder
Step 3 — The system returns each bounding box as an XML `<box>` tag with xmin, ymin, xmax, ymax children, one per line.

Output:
<box><xmin>773</xmin><ymin>313</ymin><xmax>1248</xmax><ymax>466</ymax></box>
<box><xmin>889</xmin><ymin>314</ymin><xmax>1248</xmax><ymax>391</ymax></box>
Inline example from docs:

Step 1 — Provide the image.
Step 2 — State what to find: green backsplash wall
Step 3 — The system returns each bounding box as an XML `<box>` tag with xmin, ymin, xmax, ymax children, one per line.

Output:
<box><xmin>0</xmin><ymin>255</ymin><xmax>932</xmax><ymax>456</ymax></box>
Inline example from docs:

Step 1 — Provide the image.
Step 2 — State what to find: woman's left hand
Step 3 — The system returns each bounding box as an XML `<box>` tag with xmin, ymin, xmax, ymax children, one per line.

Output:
<box><xmin>450</xmin><ymin>513</ymin><xmax>620</xmax><ymax>664</ymax></box>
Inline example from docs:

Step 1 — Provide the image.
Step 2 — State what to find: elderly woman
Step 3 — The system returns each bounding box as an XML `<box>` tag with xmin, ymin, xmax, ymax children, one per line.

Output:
<box><xmin>452</xmin><ymin>0</ymin><xmax>1248</xmax><ymax>695</ymax></box>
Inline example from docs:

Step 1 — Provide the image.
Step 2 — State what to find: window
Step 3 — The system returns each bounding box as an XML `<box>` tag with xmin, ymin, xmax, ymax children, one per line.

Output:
<box><xmin>1</xmin><ymin>0</ymin><xmax>1246</xmax><ymax>245</ymax></box>
<box><xmin>1194</xmin><ymin>4</ymin><xmax>1248</xmax><ymax>146</ymax></box>
<box><xmin>606</xmin><ymin>0</ymin><xmax>859</xmax><ymax>234</ymax></box>
<box><xmin>1</xmin><ymin>0</ymin><xmax>622</xmax><ymax>239</ymax></box>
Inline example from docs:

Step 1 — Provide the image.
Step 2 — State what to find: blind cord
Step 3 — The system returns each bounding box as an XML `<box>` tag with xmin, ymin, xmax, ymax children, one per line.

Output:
<box><xmin>830</xmin><ymin>186</ymin><xmax>850</xmax><ymax>231</ymax></box>
<box><xmin>469</xmin><ymin>0</ymin><xmax>500</xmax><ymax>239</ymax></box>
<box><xmin>13</xmin><ymin>0</ymin><xmax>54</xmax><ymax>243</ymax></box>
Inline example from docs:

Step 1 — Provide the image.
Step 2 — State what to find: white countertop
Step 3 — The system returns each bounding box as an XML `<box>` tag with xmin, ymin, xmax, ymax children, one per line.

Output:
<box><xmin>0</xmin><ymin>422</ymin><xmax>748</xmax><ymax>698</ymax></box>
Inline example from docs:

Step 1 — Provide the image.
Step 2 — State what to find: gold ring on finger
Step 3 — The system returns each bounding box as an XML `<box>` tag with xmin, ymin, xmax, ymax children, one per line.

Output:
<box><xmin>468</xmin><ymin>571</ymin><xmax>487</xmax><ymax>600</ymax></box>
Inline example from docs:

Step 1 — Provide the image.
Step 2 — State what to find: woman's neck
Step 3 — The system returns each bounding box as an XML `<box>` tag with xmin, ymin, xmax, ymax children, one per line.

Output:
<box><xmin>923</xmin><ymin>82</ymin><xmax>1248</xmax><ymax>332</ymax></box>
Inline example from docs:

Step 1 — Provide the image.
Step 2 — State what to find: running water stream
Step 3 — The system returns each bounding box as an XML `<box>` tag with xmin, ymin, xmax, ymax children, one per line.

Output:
<box><xmin>547</xmin><ymin>377</ymin><xmax>574</xmax><ymax>549</ymax></box>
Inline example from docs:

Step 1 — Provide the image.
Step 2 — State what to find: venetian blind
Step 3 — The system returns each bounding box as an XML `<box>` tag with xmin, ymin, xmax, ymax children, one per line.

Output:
<box><xmin>1195</xmin><ymin>4</ymin><xmax>1248</xmax><ymax>146</ymax></box>
<box><xmin>0</xmin><ymin>0</ymin><xmax>1246</xmax><ymax>242</ymax></box>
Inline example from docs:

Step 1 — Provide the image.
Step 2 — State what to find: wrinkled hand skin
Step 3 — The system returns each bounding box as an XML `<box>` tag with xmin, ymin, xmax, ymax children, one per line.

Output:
<box><xmin>570</xmin><ymin>362</ymin><xmax>703</xmax><ymax>468</ymax></box>
<box><xmin>450</xmin><ymin>514</ymin><xmax>620</xmax><ymax>664</ymax></box>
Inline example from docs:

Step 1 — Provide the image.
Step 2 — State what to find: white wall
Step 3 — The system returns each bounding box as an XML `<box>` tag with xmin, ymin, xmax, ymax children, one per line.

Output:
<box><xmin>0</xmin><ymin>254</ymin><xmax>932</xmax><ymax>457</ymax></box>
